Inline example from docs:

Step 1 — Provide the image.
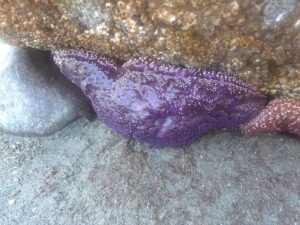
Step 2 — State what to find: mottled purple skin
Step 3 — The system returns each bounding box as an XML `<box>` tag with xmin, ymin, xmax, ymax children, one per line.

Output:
<box><xmin>53</xmin><ymin>49</ymin><xmax>267</xmax><ymax>147</ymax></box>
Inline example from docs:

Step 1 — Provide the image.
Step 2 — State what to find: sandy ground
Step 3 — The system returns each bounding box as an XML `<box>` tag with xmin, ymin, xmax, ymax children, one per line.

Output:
<box><xmin>0</xmin><ymin>118</ymin><xmax>299</xmax><ymax>225</ymax></box>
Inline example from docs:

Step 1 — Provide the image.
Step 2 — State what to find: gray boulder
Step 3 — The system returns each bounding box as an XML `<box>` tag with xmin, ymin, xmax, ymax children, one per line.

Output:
<box><xmin>0</xmin><ymin>43</ymin><xmax>92</xmax><ymax>136</ymax></box>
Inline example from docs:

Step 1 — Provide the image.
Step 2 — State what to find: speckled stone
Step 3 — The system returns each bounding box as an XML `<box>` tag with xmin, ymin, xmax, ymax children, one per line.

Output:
<box><xmin>0</xmin><ymin>0</ymin><xmax>299</xmax><ymax>98</ymax></box>
<box><xmin>0</xmin><ymin>43</ymin><xmax>92</xmax><ymax>136</ymax></box>
<box><xmin>0</xmin><ymin>118</ymin><xmax>299</xmax><ymax>225</ymax></box>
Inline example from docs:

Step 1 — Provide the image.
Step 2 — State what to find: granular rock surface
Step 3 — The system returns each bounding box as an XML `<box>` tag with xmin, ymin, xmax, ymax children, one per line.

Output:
<box><xmin>0</xmin><ymin>0</ymin><xmax>299</xmax><ymax>97</ymax></box>
<box><xmin>0</xmin><ymin>118</ymin><xmax>299</xmax><ymax>225</ymax></box>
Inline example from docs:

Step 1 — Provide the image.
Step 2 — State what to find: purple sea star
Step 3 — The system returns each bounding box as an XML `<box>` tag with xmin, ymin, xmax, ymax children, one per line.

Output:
<box><xmin>240</xmin><ymin>97</ymin><xmax>300</xmax><ymax>137</ymax></box>
<box><xmin>53</xmin><ymin>49</ymin><xmax>267</xmax><ymax>147</ymax></box>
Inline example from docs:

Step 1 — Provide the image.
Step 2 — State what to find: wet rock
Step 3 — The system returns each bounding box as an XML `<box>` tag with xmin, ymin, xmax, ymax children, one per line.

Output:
<box><xmin>0</xmin><ymin>43</ymin><xmax>92</xmax><ymax>136</ymax></box>
<box><xmin>0</xmin><ymin>118</ymin><xmax>299</xmax><ymax>224</ymax></box>
<box><xmin>0</xmin><ymin>0</ymin><xmax>299</xmax><ymax>97</ymax></box>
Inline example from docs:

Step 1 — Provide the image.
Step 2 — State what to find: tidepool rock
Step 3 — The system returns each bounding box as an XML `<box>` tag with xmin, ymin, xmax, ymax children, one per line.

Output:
<box><xmin>0</xmin><ymin>0</ymin><xmax>299</xmax><ymax>97</ymax></box>
<box><xmin>0</xmin><ymin>43</ymin><xmax>92</xmax><ymax>136</ymax></box>
<box><xmin>0</xmin><ymin>118</ymin><xmax>299</xmax><ymax>225</ymax></box>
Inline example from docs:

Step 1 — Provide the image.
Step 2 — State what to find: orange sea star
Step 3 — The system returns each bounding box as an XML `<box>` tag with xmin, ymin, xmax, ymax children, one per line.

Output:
<box><xmin>241</xmin><ymin>97</ymin><xmax>300</xmax><ymax>137</ymax></box>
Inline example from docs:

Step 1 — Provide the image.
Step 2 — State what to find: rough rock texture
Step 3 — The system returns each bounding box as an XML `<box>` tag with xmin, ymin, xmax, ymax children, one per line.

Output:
<box><xmin>0</xmin><ymin>43</ymin><xmax>92</xmax><ymax>136</ymax></box>
<box><xmin>0</xmin><ymin>118</ymin><xmax>299</xmax><ymax>225</ymax></box>
<box><xmin>53</xmin><ymin>49</ymin><xmax>266</xmax><ymax>147</ymax></box>
<box><xmin>0</xmin><ymin>0</ymin><xmax>299</xmax><ymax>97</ymax></box>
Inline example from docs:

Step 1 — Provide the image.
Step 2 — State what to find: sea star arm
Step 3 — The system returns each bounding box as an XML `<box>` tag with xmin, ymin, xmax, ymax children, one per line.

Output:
<box><xmin>240</xmin><ymin>97</ymin><xmax>300</xmax><ymax>136</ymax></box>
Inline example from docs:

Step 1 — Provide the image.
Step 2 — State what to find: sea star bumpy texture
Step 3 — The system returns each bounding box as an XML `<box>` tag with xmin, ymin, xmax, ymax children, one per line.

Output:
<box><xmin>241</xmin><ymin>97</ymin><xmax>300</xmax><ymax>137</ymax></box>
<box><xmin>53</xmin><ymin>49</ymin><xmax>267</xmax><ymax>147</ymax></box>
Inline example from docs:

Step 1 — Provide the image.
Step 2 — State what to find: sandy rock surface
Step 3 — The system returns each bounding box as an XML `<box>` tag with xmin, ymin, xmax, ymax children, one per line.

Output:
<box><xmin>0</xmin><ymin>118</ymin><xmax>299</xmax><ymax>225</ymax></box>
